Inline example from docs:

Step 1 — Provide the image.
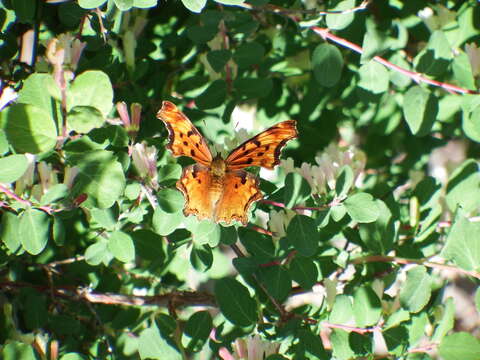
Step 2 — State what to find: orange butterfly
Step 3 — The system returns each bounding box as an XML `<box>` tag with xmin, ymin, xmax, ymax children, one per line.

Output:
<box><xmin>157</xmin><ymin>101</ymin><xmax>298</xmax><ymax>226</ymax></box>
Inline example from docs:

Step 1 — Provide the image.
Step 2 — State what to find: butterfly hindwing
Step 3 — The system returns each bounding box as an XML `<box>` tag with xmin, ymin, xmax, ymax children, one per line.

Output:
<box><xmin>214</xmin><ymin>170</ymin><xmax>263</xmax><ymax>226</ymax></box>
<box><xmin>176</xmin><ymin>164</ymin><xmax>214</xmax><ymax>221</ymax></box>
<box><xmin>157</xmin><ymin>101</ymin><xmax>213</xmax><ymax>166</ymax></box>
<box><xmin>225</xmin><ymin>120</ymin><xmax>297</xmax><ymax>170</ymax></box>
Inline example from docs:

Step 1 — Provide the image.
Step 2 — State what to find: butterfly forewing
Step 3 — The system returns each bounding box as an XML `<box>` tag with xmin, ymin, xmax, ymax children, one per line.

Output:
<box><xmin>157</xmin><ymin>101</ymin><xmax>213</xmax><ymax>166</ymax></box>
<box><xmin>225</xmin><ymin>120</ymin><xmax>298</xmax><ymax>170</ymax></box>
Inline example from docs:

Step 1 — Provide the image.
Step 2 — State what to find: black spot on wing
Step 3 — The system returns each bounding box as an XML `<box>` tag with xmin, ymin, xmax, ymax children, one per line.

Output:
<box><xmin>187</xmin><ymin>130</ymin><xmax>194</xmax><ymax>137</ymax></box>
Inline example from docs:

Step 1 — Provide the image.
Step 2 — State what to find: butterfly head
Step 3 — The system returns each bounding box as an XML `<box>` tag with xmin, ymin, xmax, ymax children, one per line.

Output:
<box><xmin>211</xmin><ymin>154</ymin><xmax>227</xmax><ymax>177</ymax></box>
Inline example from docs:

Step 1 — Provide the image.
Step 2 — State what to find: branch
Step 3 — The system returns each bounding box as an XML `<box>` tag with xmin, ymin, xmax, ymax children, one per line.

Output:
<box><xmin>322</xmin><ymin>321</ymin><xmax>380</xmax><ymax>335</ymax></box>
<box><xmin>311</xmin><ymin>27</ymin><xmax>478</xmax><ymax>95</ymax></box>
<box><xmin>0</xmin><ymin>184</ymin><xmax>59</xmax><ymax>215</ymax></box>
<box><xmin>353</xmin><ymin>255</ymin><xmax>480</xmax><ymax>280</ymax></box>
<box><xmin>0</xmin><ymin>281</ymin><xmax>216</xmax><ymax>308</ymax></box>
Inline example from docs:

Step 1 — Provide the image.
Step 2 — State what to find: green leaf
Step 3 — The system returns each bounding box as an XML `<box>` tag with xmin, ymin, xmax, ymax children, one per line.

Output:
<box><xmin>335</xmin><ymin>165</ymin><xmax>354</xmax><ymax>199</ymax></box>
<box><xmin>0</xmin><ymin>154</ymin><xmax>28</xmax><ymax>183</ymax></box>
<box><xmin>233</xmin><ymin>41</ymin><xmax>265</xmax><ymax>68</ymax></box>
<box><xmin>286</xmin><ymin>215</ymin><xmax>319</xmax><ymax>257</ymax></box>
<box><xmin>40</xmin><ymin>184</ymin><xmax>69</xmax><ymax>205</ymax></box>
<box><xmin>138</xmin><ymin>324</ymin><xmax>182</xmax><ymax>360</ymax></box>
<box><xmin>19</xmin><ymin>208</ymin><xmax>50</xmax><ymax>255</ymax></box>
<box><xmin>152</xmin><ymin>207</ymin><xmax>184</xmax><ymax>236</ymax></box>
<box><xmin>158</xmin><ymin>164</ymin><xmax>182</xmax><ymax>186</ymax></box>
<box><xmin>60</xmin><ymin>353</ymin><xmax>86</xmax><ymax>360</ymax></box>
<box><xmin>186</xmin><ymin>25</ymin><xmax>216</xmax><ymax>43</ymax></box>
<box><xmin>2</xmin><ymin>341</ymin><xmax>36</xmax><ymax>360</ymax></box>
<box><xmin>84</xmin><ymin>240</ymin><xmax>112</xmax><ymax>266</ymax></box>
<box><xmin>157</xmin><ymin>188</ymin><xmax>184</xmax><ymax>213</ymax></box>
<box><xmin>12</xmin><ymin>0</ymin><xmax>36</xmax><ymax>23</ymax></box>
<box><xmin>17</xmin><ymin>73</ymin><xmax>59</xmax><ymax>116</ymax></box>
<box><xmin>403</xmin><ymin>86</ymin><xmax>438</xmax><ymax>136</ymax></box>
<box><xmin>133</xmin><ymin>0</ymin><xmax>158</xmax><ymax>8</ymax></box>
<box><xmin>415</xmin><ymin>30</ymin><xmax>452</xmax><ymax>77</ymax></box>
<box><xmin>78</xmin><ymin>0</ymin><xmax>107</xmax><ymax>8</ymax></box>
<box><xmin>214</xmin><ymin>0</ymin><xmax>245</xmax><ymax>4</ymax></box>
<box><xmin>452</xmin><ymin>51</ymin><xmax>476</xmax><ymax>90</ymax></box>
<box><xmin>132</xmin><ymin>229</ymin><xmax>165</xmax><ymax>262</ymax></box>
<box><xmin>196</xmin><ymin>80</ymin><xmax>227</xmax><ymax>110</ymax></box>
<box><xmin>312</xmin><ymin>43</ymin><xmax>343</xmax><ymax>87</ymax></box>
<box><xmin>68</xmin><ymin>106</ymin><xmax>105</xmax><ymax>134</ymax></box>
<box><xmin>67</xmin><ymin>70</ymin><xmax>113</xmax><ymax>117</ymax></box>
<box><xmin>214</xmin><ymin>277</ymin><xmax>257</xmax><ymax>326</ymax></box>
<box><xmin>239</xmin><ymin>229</ymin><xmax>275</xmax><ymax>261</ymax></box>
<box><xmin>0</xmin><ymin>130</ymin><xmax>8</xmax><ymax>155</ymax></box>
<box><xmin>442</xmin><ymin>213</ymin><xmax>480</xmax><ymax>271</ymax></box>
<box><xmin>432</xmin><ymin>297</ymin><xmax>455</xmax><ymax>343</ymax></box>
<box><xmin>462</xmin><ymin>105</ymin><xmax>480</xmax><ymax>142</ymax></box>
<box><xmin>181</xmin><ymin>0</ymin><xmax>207</xmax><ymax>13</ymax></box>
<box><xmin>23</xmin><ymin>289</ymin><xmax>47</xmax><ymax>329</ymax></box>
<box><xmin>383</xmin><ymin>326</ymin><xmax>408</xmax><ymax>356</ymax></box>
<box><xmin>446</xmin><ymin>159</ymin><xmax>480</xmax><ymax>213</ymax></box>
<box><xmin>349</xmin><ymin>333</ymin><xmax>373</xmax><ymax>357</ymax></box>
<box><xmin>330</xmin><ymin>329</ymin><xmax>355</xmax><ymax>360</ymax></box>
<box><xmin>358</xmin><ymin>199</ymin><xmax>396</xmax><ymax>254</ymax></box>
<box><xmin>0</xmin><ymin>211</ymin><xmax>22</xmax><ymax>254</ymax></box>
<box><xmin>207</xmin><ymin>50</ymin><xmax>231</xmax><ymax>72</ymax></box>
<box><xmin>439</xmin><ymin>332</ymin><xmax>480</xmax><ymax>360</ymax></box>
<box><xmin>52</xmin><ymin>216</ymin><xmax>65</xmax><ymax>246</ymax></box>
<box><xmin>353</xmin><ymin>286</ymin><xmax>382</xmax><ymax>327</ymax></box>
<box><xmin>400</xmin><ymin>266</ymin><xmax>432</xmax><ymax>313</ymax></box>
<box><xmin>108</xmin><ymin>231</ymin><xmax>135</xmax><ymax>263</ymax></box>
<box><xmin>219</xmin><ymin>225</ymin><xmax>237</xmax><ymax>245</ymax></box>
<box><xmin>289</xmin><ymin>256</ymin><xmax>318</xmax><ymax>289</ymax></box>
<box><xmin>329</xmin><ymin>295</ymin><xmax>353</xmax><ymax>324</ymax></box>
<box><xmin>259</xmin><ymin>266</ymin><xmax>291</xmax><ymax>301</ymax></box>
<box><xmin>90</xmin><ymin>207</ymin><xmax>117</xmax><ymax>230</ymax></box>
<box><xmin>234</xmin><ymin>78</ymin><xmax>273</xmax><ymax>99</ymax></box>
<box><xmin>358</xmin><ymin>61</ymin><xmax>389</xmax><ymax>94</ymax></box>
<box><xmin>183</xmin><ymin>311</ymin><xmax>212</xmax><ymax>351</ymax></box>
<box><xmin>330</xmin><ymin>204</ymin><xmax>347</xmax><ymax>222</ymax></box>
<box><xmin>114</xmin><ymin>0</ymin><xmax>133</xmax><ymax>11</ymax></box>
<box><xmin>190</xmin><ymin>244</ymin><xmax>213</xmax><ymax>271</ymax></box>
<box><xmin>69</xmin><ymin>150</ymin><xmax>125</xmax><ymax>209</ymax></box>
<box><xmin>344</xmin><ymin>192</ymin><xmax>380</xmax><ymax>223</ymax></box>
<box><xmin>4</xmin><ymin>104</ymin><xmax>57</xmax><ymax>154</ymax></box>
<box><xmin>190</xmin><ymin>220</ymin><xmax>221</xmax><ymax>247</ymax></box>
<box><xmin>326</xmin><ymin>0</ymin><xmax>355</xmax><ymax>30</ymax></box>
<box><xmin>284</xmin><ymin>172</ymin><xmax>311</xmax><ymax>208</ymax></box>
<box><xmin>295</xmin><ymin>329</ymin><xmax>328</xmax><ymax>358</ymax></box>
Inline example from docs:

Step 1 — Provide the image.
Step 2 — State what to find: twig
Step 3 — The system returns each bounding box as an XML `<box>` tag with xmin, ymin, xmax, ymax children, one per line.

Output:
<box><xmin>230</xmin><ymin>244</ymin><xmax>289</xmax><ymax>320</ymax></box>
<box><xmin>248</xmin><ymin>224</ymin><xmax>274</xmax><ymax>236</ymax></box>
<box><xmin>260</xmin><ymin>199</ymin><xmax>329</xmax><ymax>212</ymax></box>
<box><xmin>322</xmin><ymin>321</ymin><xmax>380</xmax><ymax>335</ymax></box>
<box><xmin>0</xmin><ymin>281</ymin><xmax>216</xmax><ymax>308</ymax></box>
<box><xmin>311</xmin><ymin>27</ymin><xmax>478</xmax><ymax>95</ymax></box>
<box><xmin>240</xmin><ymin>0</ymin><xmax>369</xmax><ymax>16</ymax></box>
<box><xmin>0</xmin><ymin>184</ymin><xmax>60</xmax><ymax>215</ymax></box>
<box><xmin>353</xmin><ymin>255</ymin><xmax>480</xmax><ymax>280</ymax></box>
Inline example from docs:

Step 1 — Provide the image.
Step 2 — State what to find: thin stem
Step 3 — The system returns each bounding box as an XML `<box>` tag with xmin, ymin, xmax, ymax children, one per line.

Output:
<box><xmin>353</xmin><ymin>255</ymin><xmax>480</xmax><ymax>280</ymax></box>
<box><xmin>311</xmin><ymin>27</ymin><xmax>478</xmax><ymax>95</ymax></box>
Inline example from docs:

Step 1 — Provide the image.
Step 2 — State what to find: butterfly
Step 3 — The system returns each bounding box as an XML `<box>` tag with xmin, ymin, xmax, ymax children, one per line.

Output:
<box><xmin>157</xmin><ymin>101</ymin><xmax>298</xmax><ymax>226</ymax></box>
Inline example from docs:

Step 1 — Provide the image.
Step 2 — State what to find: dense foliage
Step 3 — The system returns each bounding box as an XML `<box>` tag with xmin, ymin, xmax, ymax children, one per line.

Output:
<box><xmin>1</xmin><ymin>0</ymin><xmax>480</xmax><ymax>359</ymax></box>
